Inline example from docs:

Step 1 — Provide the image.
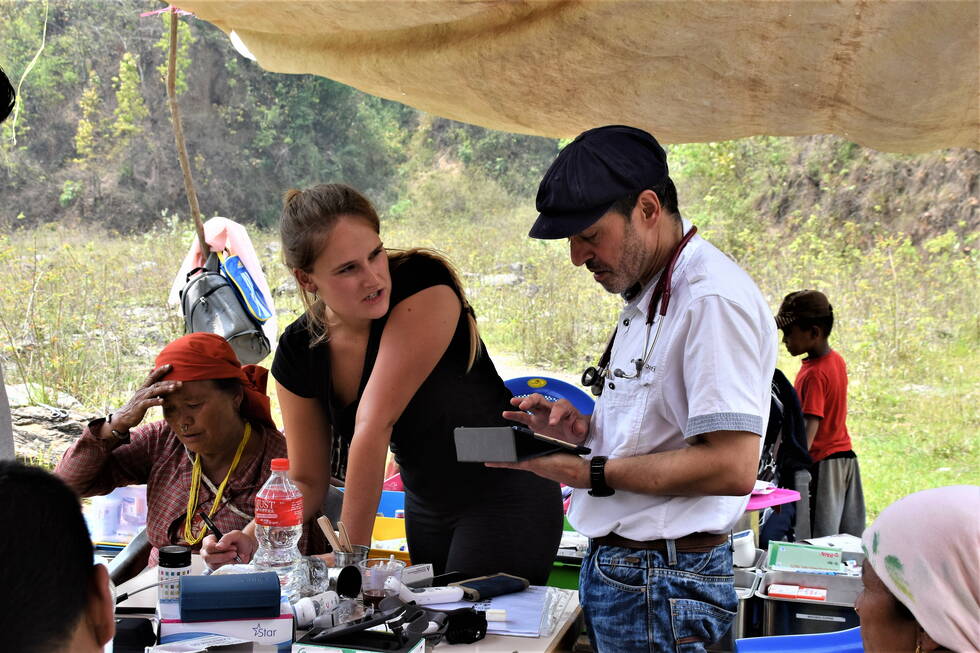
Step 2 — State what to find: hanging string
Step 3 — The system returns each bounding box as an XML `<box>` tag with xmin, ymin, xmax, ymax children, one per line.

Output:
<box><xmin>8</xmin><ymin>0</ymin><xmax>49</xmax><ymax>145</ymax></box>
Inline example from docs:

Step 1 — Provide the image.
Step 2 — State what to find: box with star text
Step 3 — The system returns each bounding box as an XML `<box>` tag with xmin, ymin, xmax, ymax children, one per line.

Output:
<box><xmin>159</xmin><ymin>594</ymin><xmax>294</xmax><ymax>652</ymax></box>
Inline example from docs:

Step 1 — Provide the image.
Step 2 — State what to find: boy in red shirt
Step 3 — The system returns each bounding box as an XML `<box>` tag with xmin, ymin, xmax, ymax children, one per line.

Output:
<box><xmin>776</xmin><ymin>290</ymin><xmax>865</xmax><ymax>537</ymax></box>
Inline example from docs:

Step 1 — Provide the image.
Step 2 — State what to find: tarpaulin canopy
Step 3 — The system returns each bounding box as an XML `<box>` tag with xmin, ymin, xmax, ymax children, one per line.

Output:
<box><xmin>166</xmin><ymin>2</ymin><xmax>976</xmax><ymax>152</ymax></box>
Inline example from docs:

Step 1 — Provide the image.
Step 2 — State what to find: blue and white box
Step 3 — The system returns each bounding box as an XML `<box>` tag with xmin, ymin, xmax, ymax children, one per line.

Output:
<box><xmin>159</xmin><ymin>595</ymin><xmax>295</xmax><ymax>652</ymax></box>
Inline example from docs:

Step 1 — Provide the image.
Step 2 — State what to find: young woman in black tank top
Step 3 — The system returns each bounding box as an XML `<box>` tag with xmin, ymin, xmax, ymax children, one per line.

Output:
<box><xmin>202</xmin><ymin>184</ymin><xmax>562</xmax><ymax>582</ymax></box>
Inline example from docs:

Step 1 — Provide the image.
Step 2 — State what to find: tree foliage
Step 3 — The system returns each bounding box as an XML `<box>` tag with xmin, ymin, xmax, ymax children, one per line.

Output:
<box><xmin>0</xmin><ymin>0</ymin><xmax>975</xmax><ymax>243</ymax></box>
<box><xmin>113</xmin><ymin>52</ymin><xmax>148</xmax><ymax>144</ymax></box>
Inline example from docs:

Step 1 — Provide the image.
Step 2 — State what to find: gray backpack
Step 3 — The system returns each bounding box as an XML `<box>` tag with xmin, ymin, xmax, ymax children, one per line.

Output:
<box><xmin>180</xmin><ymin>252</ymin><xmax>271</xmax><ymax>365</ymax></box>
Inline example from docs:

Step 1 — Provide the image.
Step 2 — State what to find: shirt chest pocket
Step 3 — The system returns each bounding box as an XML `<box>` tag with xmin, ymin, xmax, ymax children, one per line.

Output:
<box><xmin>596</xmin><ymin>371</ymin><xmax>653</xmax><ymax>456</ymax></box>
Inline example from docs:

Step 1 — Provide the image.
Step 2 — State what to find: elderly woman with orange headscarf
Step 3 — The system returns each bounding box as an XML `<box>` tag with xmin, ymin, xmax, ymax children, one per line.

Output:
<box><xmin>56</xmin><ymin>332</ymin><xmax>315</xmax><ymax>564</ymax></box>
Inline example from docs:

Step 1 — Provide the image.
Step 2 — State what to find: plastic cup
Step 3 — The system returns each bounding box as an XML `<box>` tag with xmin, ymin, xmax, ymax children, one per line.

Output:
<box><xmin>357</xmin><ymin>557</ymin><xmax>406</xmax><ymax>609</ymax></box>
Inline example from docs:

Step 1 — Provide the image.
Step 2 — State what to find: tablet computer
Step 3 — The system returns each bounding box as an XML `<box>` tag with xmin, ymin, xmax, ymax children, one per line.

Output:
<box><xmin>453</xmin><ymin>425</ymin><xmax>591</xmax><ymax>462</ymax></box>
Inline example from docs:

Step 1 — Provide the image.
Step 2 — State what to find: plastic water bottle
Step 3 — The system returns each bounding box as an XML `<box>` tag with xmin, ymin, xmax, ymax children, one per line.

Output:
<box><xmin>253</xmin><ymin>458</ymin><xmax>304</xmax><ymax>599</ymax></box>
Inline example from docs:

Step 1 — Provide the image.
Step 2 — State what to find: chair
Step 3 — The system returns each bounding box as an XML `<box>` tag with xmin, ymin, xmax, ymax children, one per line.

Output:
<box><xmin>735</xmin><ymin>626</ymin><xmax>863</xmax><ymax>653</ymax></box>
<box><xmin>504</xmin><ymin>376</ymin><xmax>595</xmax><ymax>415</ymax></box>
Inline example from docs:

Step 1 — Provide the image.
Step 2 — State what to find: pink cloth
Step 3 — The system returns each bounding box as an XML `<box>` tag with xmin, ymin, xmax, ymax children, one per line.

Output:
<box><xmin>861</xmin><ymin>485</ymin><xmax>980</xmax><ymax>652</ymax></box>
<box><xmin>167</xmin><ymin>216</ymin><xmax>277</xmax><ymax>346</ymax></box>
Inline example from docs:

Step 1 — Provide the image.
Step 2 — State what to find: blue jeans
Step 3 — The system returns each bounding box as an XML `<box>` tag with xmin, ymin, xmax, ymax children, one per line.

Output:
<box><xmin>579</xmin><ymin>541</ymin><xmax>738</xmax><ymax>652</ymax></box>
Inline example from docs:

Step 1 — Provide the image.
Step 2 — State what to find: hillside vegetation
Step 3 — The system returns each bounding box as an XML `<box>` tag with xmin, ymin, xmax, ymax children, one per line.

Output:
<box><xmin>1</xmin><ymin>1</ymin><xmax>977</xmax><ymax>519</ymax></box>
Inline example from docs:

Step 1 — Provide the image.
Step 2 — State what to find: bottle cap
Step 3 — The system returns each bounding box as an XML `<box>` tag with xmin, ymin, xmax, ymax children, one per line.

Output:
<box><xmin>271</xmin><ymin>458</ymin><xmax>289</xmax><ymax>471</ymax></box>
<box><xmin>159</xmin><ymin>545</ymin><xmax>191</xmax><ymax>568</ymax></box>
<box><xmin>293</xmin><ymin>597</ymin><xmax>315</xmax><ymax>628</ymax></box>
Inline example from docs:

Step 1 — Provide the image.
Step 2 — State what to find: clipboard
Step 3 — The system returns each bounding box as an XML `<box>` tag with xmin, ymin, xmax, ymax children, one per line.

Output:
<box><xmin>453</xmin><ymin>425</ymin><xmax>590</xmax><ymax>462</ymax></box>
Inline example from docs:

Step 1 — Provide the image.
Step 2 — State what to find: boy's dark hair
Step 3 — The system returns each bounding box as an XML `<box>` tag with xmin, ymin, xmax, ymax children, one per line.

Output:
<box><xmin>1</xmin><ymin>67</ymin><xmax>14</xmax><ymax>124</ymax></box>
<box><xmin>0</xmin><ymin>461</ymin><xmax>95</xmax><ymax>653</ymax></box>
<box><xmin>609</xmin><ymin>177</ymin><xmax>680</xmax><ymax>221</ymax></box>
<box><xmin>789</xmin><ymin>314</ymin><xmax>834</xmax><ymax>338</ymax></box>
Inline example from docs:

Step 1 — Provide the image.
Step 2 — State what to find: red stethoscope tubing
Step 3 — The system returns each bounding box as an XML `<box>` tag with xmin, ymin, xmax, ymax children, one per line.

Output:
<box><xmin>647</xmin><ymin>224</ymin><xmax>698</xmax><ymax>323</ymax></box>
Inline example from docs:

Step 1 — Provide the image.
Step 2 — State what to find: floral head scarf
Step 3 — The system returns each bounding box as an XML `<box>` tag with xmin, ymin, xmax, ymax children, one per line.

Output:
<box><xmin>861</xmin><ymin>485</ymin><xmax>980</xmax><ymax>651</ymax></box>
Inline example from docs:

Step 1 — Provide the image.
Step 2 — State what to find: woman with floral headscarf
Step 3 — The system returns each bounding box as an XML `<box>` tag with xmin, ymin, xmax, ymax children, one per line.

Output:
<box><xmin>856</xmin><ymin>485</ymin><xmax>979</xmax><ymax>652</ymax></box>
<box><xmin>57</xmin><ymin>333</ymin><xmax>318</xmax><ymax>564</ymax></box>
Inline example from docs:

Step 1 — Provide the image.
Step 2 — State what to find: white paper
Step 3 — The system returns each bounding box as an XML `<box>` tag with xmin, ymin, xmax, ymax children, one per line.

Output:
<box><xmin>423</xmin><ymin>585</ymin><xmax>550</xmax><ymax>637</ymax></box>
<box><xmin>803</xmin><ymin>533</ymin><xmax>864</xmax><ymax>553</ymax></box>
<box><xmin>144</xmin><ymin>634</ymin><xmax>251</xmax><ymax>652</ymax></box>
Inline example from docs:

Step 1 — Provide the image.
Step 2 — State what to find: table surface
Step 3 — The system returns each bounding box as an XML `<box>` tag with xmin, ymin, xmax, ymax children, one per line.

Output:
<box><xmin>115</xmin><ymin>558</ymin><xmax>582</xmax><ymax>652</ymax></box>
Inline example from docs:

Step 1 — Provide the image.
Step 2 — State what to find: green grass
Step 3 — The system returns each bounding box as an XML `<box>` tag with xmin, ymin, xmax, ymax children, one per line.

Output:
<box><xmin>2</xmin><ymin>179</ymin><xmax>976</xmax><ymax>519</ymax></box>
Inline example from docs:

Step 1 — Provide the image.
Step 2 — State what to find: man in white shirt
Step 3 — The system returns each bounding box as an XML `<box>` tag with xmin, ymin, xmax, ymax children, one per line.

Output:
<box><xmin>490</xmin><ymin>125</ymin><xmax>776</xmax><ymax>652</ymax></box>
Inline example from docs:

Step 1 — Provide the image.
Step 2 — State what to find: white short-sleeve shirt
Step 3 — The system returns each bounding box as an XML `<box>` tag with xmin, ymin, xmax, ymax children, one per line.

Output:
<box><xmin>568</xmin><ymin>222</ymin><xmax>777</xmax><ymax>540</ymax></box>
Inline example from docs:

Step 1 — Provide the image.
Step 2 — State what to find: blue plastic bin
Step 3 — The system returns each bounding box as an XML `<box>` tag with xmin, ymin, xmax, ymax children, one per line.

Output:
<box><xmin>736</xmin><ymin>626</ymin><xmax>863</xmax><ymax>653</ymax></box>
<box><xmin>504</xmin><ymin>376</ymin><xmax>595</xmax><ymax>415</ymax></box>
<box><xmin>339</xmin><ymin>488</ymin><xmax>405</xmax><ymax>517</ymax></box>
<box><xmin>376</xmin><ymin>490</ymin><xmax>405</xmax><ymax>517</ymax></box>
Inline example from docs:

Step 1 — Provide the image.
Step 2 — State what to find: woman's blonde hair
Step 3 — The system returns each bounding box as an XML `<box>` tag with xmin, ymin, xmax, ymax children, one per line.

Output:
<box><xmin>279</xmin><ymin>183</ymin><xmax>481</xmax><ymax>370</ymax></box>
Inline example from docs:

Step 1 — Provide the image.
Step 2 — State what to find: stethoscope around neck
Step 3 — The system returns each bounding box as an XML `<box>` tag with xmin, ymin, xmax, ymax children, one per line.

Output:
<box><xmin>581</xmin><ymin>225</ymin><xmax>698</xmax><ymax>397</ymax></box>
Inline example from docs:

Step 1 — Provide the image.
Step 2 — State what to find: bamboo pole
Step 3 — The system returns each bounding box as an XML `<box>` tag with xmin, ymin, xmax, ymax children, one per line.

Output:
<box><xmin>165</xmin><ymin>9</ymin><xmax>208</xmax><ymax>257</ymax></box>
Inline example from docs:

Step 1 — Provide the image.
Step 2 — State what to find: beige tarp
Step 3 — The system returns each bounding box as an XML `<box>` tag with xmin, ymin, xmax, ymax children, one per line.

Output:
<box><xmin>179</xmin><ymin>1</ymin><xmax>979</xmax><ymax>153</ymax></box>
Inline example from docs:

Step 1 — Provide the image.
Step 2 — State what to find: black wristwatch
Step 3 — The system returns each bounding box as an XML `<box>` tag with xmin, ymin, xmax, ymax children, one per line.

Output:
<box><xmin>588</xmin><ymin>456</ymin><xmax>615</xmax><ymax>497</ymax></box>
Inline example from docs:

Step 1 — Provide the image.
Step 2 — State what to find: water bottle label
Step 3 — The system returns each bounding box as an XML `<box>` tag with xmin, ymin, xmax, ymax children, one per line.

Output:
<box><xmin>255</xmin><ymin>495</ymin><xmax>303</xmax><ymax>526</ymax></box>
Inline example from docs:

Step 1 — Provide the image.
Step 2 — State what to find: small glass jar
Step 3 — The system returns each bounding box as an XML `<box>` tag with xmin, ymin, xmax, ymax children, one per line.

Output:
<box><xmin>158</xmin><ymin>545</ymin><xmax>192</xmax><ymax>612</ymax></box>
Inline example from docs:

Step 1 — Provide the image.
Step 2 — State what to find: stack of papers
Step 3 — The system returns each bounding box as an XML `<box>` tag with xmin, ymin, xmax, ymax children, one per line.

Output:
<box><xmin>424</xmin><ymin>586</ymin><xmax>551</xmax><ymax>637</ymax></box>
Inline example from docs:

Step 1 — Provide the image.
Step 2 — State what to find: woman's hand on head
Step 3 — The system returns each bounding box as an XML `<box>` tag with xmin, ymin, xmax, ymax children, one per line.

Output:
<box><xmin>111</xmin><ymin>364</ymin><xmax>181</xmax><ymax>433</ymax></box>
<box><xmin>201</xmin><ymin>530</ymin><xmax>257</xmax><ymax>569</ymax></box>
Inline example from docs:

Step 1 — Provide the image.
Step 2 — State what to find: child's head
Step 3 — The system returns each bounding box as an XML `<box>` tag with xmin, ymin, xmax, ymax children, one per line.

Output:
<box><xmin>776</xmin><ymin>290</ymin><xmax>834</xmax><ymax>356</ymax></box>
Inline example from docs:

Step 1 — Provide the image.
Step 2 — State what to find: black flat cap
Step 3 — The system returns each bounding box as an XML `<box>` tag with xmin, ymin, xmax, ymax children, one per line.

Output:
<box><xmin>530</xmin><ymin>125</ymin><xmax>669</xmax><ymax>239</ymax></box>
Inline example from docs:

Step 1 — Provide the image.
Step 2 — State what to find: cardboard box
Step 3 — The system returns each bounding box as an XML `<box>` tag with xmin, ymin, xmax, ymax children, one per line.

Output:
<box><xmin>767</xmin><ymin>583</ymin><xmax>800</xmax><ymax>600</ymax></box>
<box><xmin>159</xmin><ymin>595</ymin><xmax>294</xmax><ymax>652</ymax></box>
<box><xmin>797</xmin><ymin>586</ymin><xmax>828</xmax><ymax>601</ymax></box>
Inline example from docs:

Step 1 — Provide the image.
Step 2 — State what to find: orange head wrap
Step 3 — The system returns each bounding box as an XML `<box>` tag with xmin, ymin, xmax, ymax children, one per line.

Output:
<box><xmin>154</xmin><ymin>333</ymin><xmax>275</xmax><ymax>429</ymax></box>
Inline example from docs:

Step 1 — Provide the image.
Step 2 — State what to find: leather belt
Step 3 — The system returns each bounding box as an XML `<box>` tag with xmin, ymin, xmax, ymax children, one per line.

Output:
<box><xmin>592</xmin><ymin>531</ymin><xmax>729</xmax><ymax>553</ymax></box>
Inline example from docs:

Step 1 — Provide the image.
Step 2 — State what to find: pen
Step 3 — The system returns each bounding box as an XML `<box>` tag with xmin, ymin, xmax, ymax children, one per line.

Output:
<box><xmin>199</xmin><ymin>511</ymin><xmax>244</xmax><ymax>565</ymax></box>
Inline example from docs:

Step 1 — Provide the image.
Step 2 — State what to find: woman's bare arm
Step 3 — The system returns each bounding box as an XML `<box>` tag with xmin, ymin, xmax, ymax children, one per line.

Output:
<box><xmin>340</xmin><ymin>284</ymin><xmax>460</xmax><ymax>545</ymax></box>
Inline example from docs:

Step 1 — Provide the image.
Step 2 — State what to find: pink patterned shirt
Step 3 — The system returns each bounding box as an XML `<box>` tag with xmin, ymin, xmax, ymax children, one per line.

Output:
<box><xmin>55</xmin><ymin>419</ymin><xmax>318</xmax><ymax>564</ymax></box>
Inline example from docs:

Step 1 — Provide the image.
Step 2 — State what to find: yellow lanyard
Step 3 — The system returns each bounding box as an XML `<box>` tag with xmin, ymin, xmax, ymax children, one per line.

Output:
<box><xmin>183</xmin><ymin>422</ymin><xmax>252</xmax><ymax>546</ymax></box>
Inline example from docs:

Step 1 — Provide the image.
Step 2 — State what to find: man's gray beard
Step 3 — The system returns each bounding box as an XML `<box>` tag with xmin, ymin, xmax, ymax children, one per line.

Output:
<box><xmin>602</xmin><ymin>222</ymin><xmax>648</xmax><ymax>294</ymax></box>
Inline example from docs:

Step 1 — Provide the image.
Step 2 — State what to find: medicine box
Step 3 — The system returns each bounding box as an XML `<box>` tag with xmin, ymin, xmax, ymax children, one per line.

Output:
<box><xmin>766</xmin><ymin>541</ymin><xmax>842</xmax><ymax>573</ymax></box>
<box><xmin>159</xmin><ymin>595</ymin><xmax>294</xmax><ymax>652</ymax></box>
